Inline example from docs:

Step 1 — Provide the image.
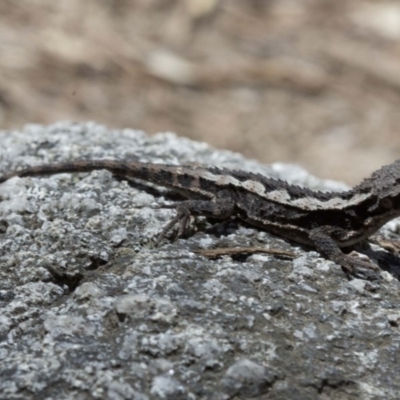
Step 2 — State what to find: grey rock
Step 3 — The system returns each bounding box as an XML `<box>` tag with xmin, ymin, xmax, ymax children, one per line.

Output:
<box><xmin>349</xmin><ymin>278</ymin><xmax>367</xmax><ymax>294</ymax></box>
<box><xmin>221</xmin><ymin>358</ymin><xmax>279</xmax><ymax>397</ymax></box>
<box><xmin>1</xmin><ymin>122</ymin><xmax>400</xmax><ymax>399</ymax></box>
<box><xmin>150</xmin><ymin>375</ymin><xmax>188</xmax><ymax>400</ymax></box>
<box><xmin>115</xmin><ymin>294</ymin><xmax>152</xmax><ymax>318</ymax></box>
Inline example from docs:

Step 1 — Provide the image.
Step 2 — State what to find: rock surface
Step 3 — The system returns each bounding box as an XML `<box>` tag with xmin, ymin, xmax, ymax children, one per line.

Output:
<box><xmin>0</xmin><ymin>122</ymin><xmax>400</xmax><ymax>399</ymax></box>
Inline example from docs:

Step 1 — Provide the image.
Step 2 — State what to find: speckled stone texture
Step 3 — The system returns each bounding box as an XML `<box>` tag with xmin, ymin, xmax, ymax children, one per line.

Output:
<box><xmin>0</xmin><ymin>122</ymin><xmax>400</xmax><ymax>400</ymax></box>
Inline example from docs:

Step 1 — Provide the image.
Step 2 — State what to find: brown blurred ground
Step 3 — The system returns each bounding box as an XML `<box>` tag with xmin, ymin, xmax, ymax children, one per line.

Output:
<box><xmin>1</xmin><ymin>0</ymin><xmax>400</xmax><ymax>184</ymax></box>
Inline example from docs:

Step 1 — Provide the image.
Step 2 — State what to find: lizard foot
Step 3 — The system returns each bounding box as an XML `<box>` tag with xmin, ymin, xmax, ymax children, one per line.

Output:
<box><xmin>340</xmin><ymin>253</ymin><xmax>381</xmax><ymax>281</ymax></box>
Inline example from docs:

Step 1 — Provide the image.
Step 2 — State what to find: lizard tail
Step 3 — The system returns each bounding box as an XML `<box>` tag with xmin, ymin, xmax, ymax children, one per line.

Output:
<box><xmin>0</xmin><ymin>159</ymin><xmax>198</xmax><ymax>189</ymax></box>
<box><xmin>0</xmin><ymin>159</ymin><xmax>213</xmax><ymax>199</ymax></box>
<box><xmin>0</xmin><ymin>160</ymin><xmax>145</xmax><ymax>183</ymax></box>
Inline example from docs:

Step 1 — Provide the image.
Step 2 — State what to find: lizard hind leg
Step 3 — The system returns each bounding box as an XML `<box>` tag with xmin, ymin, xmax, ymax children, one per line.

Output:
<box><xmin>309</xmin><ymin>227</ymin><xmax>381</xmax><ymax>281</ymax></box>
<box><xmin>155</xmin><ymin>194</ymin><xmax>236</xmax><ymax>245</ymax></box>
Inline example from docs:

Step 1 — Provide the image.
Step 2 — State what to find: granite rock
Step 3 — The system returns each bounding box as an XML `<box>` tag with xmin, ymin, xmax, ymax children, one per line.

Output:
<box><xmin>0</xmin><ymin>122</ymin><xmax>400</xmax><ymax>399</ymax></box>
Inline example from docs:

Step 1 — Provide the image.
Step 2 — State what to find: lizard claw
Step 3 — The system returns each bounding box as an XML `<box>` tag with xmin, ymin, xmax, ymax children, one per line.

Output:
<box><xmin>350</xmin><ymin>265</ymin><xmax>381</xmax><ymax>281</ymax></box>
<box><xmin>340</xmin><ymin>255</ymin><xmax>381</xmax><ymax>281</ymax></box>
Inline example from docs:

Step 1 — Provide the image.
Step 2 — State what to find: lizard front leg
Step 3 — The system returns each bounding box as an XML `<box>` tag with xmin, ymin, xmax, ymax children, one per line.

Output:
<box><xmin>309</xmin><ymin>227</ymin><xmax>381</xmax><ymax>280</ymax></box>
<box><xmin>155</xmin><ymin>191</ymin><xmax>236</xmax><ymax>244</ymax></box>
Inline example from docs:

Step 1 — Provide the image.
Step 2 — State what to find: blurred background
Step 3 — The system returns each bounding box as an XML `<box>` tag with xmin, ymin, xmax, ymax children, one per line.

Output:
<box><xmin>1</xmin><ymin>0</ymin><xmax>400</xmax><ymax>184</ymax></box>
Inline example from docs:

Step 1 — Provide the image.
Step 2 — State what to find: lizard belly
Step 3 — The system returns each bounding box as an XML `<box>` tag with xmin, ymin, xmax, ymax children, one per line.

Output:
<box><xmin>241</xmin><ymin>216</ymin><xmax>314</xmax><ymax>246</ymax></box>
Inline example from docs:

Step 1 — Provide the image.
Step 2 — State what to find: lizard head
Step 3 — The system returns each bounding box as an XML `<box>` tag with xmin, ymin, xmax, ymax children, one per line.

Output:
<box><xmin>355</xmin><ymin>159</ymin><xmax>400</xmax><ymax>198</ymax></box>
<box><xmin>354</xmin><ymin>160</ymin><xmax>400</xmax><ymax>223</ymax></box>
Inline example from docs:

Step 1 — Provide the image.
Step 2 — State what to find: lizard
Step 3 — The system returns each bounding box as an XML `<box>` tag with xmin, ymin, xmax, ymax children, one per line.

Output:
<box><xmin>1</xmin><ymin>158</ymin><xmax>399</xmax><ymax>280</ymax></box>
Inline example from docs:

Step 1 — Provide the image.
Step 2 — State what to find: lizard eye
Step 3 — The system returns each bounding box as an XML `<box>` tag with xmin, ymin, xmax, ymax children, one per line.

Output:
<box><xmin>381</xmin><ymin>198</ymin><xmax>392</xmax><ymax>209</ymax></box>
